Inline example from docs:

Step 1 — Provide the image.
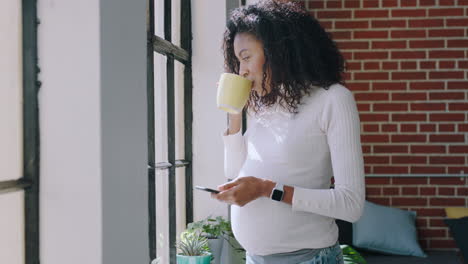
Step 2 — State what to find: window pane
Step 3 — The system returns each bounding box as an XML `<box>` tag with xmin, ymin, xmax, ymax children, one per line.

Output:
<box><xmin>0</xmin><ymin>0</ymin><xmax>23</xmax><ymax>181</ymax></box>
<box><xmin>174</xmin><ymin>60</ymin><xmax>185</xmax><ymax>161</ymax></box>
<box><xmin>0</xmin><ymin>191</ymin><xmax>25</xmax><ymax>264</ymax></box>
<box><xmin>155</xmin><ymin>169</ymin><xmax>169</xmax><ymax>263</ymax></box>
<box><xmin>154</xmin><ymin>53</ymin><xmax>168</xmax><ymax>163</ymax></box>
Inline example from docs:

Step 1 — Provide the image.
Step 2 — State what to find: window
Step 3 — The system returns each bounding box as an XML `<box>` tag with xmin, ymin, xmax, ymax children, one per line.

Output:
<box><xmin>0</xmin><ymin>0</ymin><xmax>40</xmax><ymax>264</ymax></box>
<box><xmin>147</xmin><ymin>0</ymin><xmax>193</xmax><ymax>263</ymax></box>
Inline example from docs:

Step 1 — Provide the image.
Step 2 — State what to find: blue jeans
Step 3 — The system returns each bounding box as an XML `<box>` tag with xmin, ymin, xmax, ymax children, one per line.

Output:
<box><xmin>246</xmin><ymin>242</ymin><xmax>344</xmax><ymax>264</ymax></box>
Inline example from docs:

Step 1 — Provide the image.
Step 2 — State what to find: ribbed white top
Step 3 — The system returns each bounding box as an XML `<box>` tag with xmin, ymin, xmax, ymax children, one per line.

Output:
<box><xmin>222</xmin><ymin>84</ymin><xmax>365</xmax><ymax>256</ymax></box>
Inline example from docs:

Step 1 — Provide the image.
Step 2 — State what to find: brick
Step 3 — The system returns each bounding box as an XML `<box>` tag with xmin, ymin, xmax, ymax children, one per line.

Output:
<box><xmin>448</xmin><ymin>39</ymin><xmax>468</xmax><ymax>48</ymax></box>
<box><xmin>429</xmin><ymin>71</ymin><xmax>465</xmax><ymax>79</ymax></box>
<box><xmin>342</xmin><ymin>52</ymin><xmax>353</xmax><ymax>60</ymax></box>
<box><xmin>363</xmin><ymin>0</ymin><xmax>380</xmax><ymax>7</ymax></box>
<box><xmin>366</xmin><ymin>187</ymin><xmax>382</xmax><ymax>196</ymax></box>
<box><xmin>411</xmin><ymin>166</ymin><xmax>446</xmax><ymax>174</ymax></box>
<box><xmin>391</xmin><ymin>30</ymin><xmax>426</xmax><ymax>38</ymax></box>
<box><xmin>355</xmin><ymin>10</ymin><xmax>389</xmax><ymax>18</ymax></box>
<box><xmin>420</xmin><ymin>61</ymin><xmax>437</xmax><ymax>69</ymax></box>
<box><xmin>359</xmin><ymin>113</ymin><xmax>389</xmax><ymax>122</ymax></box>
<box><xmin>365</xmin><ymin>177</ymin><xmax>390</xmax><ymax>184</ymax></box>
<box><xmin>419</xmin><ymin>0</ymin><xmax>435</xmax><ymax>6</ymax></box>
<box><xmin>393</xmin><ymin>93</ymin><xmax>427</xmax><ymax>101</ymax></box>
<box><xmin>363</xmin><ymin>124</ymin><xmax>379</xmax><ymax>132</ymax></box>
<box><xmin>411</xmin><ymin>145</ymin><xmax>446</xmax><ymax>153</ymax></box>
<box><xmin>429</xmin><ymin>218</ymin><xmax>447</xmax><ymax>227</ymax></box>
<box><xmin>417</xmin><ymin>218</ymin><xmax>428</xmax><ymax>228</ymax></box>
<box><xmin>430</xmin><ymin>156</ymin><xmax>465</xmax><ymax>164</ymax></box>
<box><xmin>430</xmin><ymin>198</ymin><xmax>465</xmax><ymax>206</ymax></box>
<box><xmin>374</xmin><ymin>145</ymin><xmax>408</xmax><ymax>153</ymax></box>
<box><xmin>383</xmin><ymin>187</ymin><xmax>400</xmax><ymax>195</ymax></box>
<box><xmin>401</xmin><ymin>124</ymin><xmax>417</xmax><ymax>132</ymax></box>
<box><xmin>414</xmin><ymin>208</ymin><xmax>446</xmax><ymax>217</ymax></box>
<box><xmin>411</xmin><ymin>103</ymin><xmax>445</xmax><ymax>111</ymax></box>
<box><xmin>344</xmin><ymin>1</ymin><xmax>360</xmax><ymax>8</ymax></box>
<box><xmin>430</xmin><ymin>134</ymin><xmax>465</xmax><ymax>142</ymax></box>
<box><xmin>382</xmin><ymin>62</ymin><xmax>399</xmax><ymax>70</ymax></box>
<box><xmin>429</xmin><ymin>92</ymin><xmax>465</xmax><ymax>100</ymax></box>
<box><xmin>419</xmin><ymin>228</ymin><xmax>447</xmax><ymax>239</ymax></box>
<box><xmin>430</xmin><ymin>239</ymin><xmax>457</xmax><ymax>249</ymax></box>
<box><xmin>373</xmin><ymin>103</ymin><xmax>408</xmax><ymax>111</ymax></box>
<box><xmin>458</xmin><ymin>61</ymin><xmax>468</xmax><ymax>68</ymax></box>
<box><xmin>317</xmin><ymin>11</ymin><xmax>352</xmax><ymax>19</ymax></box>
<box><xmin>448</xmin><ymin>167</ymin><xmax>468</xmax><ymax>174</ymax></box>
<box><xmin>367</xmin><ymin>197</ymin><xmax>391</xmax><ymax>206</ymax></box>
<box><xmin>458</xmin><ymin>187</ymin><xmax>468</xmax><ymax>196</ymax></box>
<box><xmin>449</xmin><ymin>103</ymin><xmax>468</xmax><ymax>111</ymax></box>
<box><xmin>430</xmin><ymin>177</ymin><xmax>465</xmax><ymax>185</ymax></box>
<box><xmin>429</xmin><ymin>29</ymin><xmax>464</xmax><ymax>37</ymax></box>
<box><xmin>381</xmin><ymin>124</ymin><xmax>398</xmax><ymax>132</ymax></box>
<box><xmin>429</xmin><ymin>50</ymin><xmax>465</xmax><ymax>59</ymax></box>
<box><xmin>355</xmin><ymin>72</ymin><xmax>389</xmax><ymax>80</ymax></box>
<box><xmin>355</xmin><ymin>92</ymin><xmax>389</xmax><ymax>101</ymax></box>
<box><xmin>382</xmin><ymin>0</ymin><xmax>398</xmax><ymax>7</ymax></box>
<box><xmin>374</xmin><ymin>166</ymin><xmax>409</xmax><ymax>173</ymax></box>
<box><xmin>392</xmin><ymin>114</ymin><xmax>427</xmax><ymax>122</ymax></box>
<box><xmin>354</xmin><ymin>31</ymin><xmax>389</xmax><ymax>39</ymax></box>
<box><xmin>374</xmin><ymin>82</ymin><xmax>406</xmax><ymax>90</ymax></box>
<box><xmin>402</xmin><ymin>187</ymin><xmax>418</xmax><ymax>195</ymax></box>
<box><xmin>420</xmin><ymin>187</ymin><xmax>436</xmax><ymax>195</ymax></box>
<box><xmin>372</xmin><ymin>41</ymin><xmax>406</xmax><ymax>49</ymax></box>
<box><xmin>409</xmin><ymin>19</ymin><xmax>444</xmax><ymax>28</ymax></box>
<box><xmin>438</xmin><ymin>187</ymin><xmax>455</xmax><ymax>196</ymax></box>
<box><xmin>439</xmin><ymin>61</ymin><xmax>456</xmax><ymax>69</ymax></box>
<box><xmin>362</xmin><ymin>145</ymin><xmax>371</xmax><ymax>153</ymax></box>
<box><xmin>459</xmin><ymin>124</ymin><xmax>468</xmax><ymax>132</ymax></box>
<box><xmin>402</xmin><ymin>0</ymin><xmax>418</xmax><ymax>6</ymax></box>
<box><xmin>428</xmin><ymin>8</ymin><xmax>464</xmax><ymax>16</ymax></box>
<box><xmin>392</xmin><ymin>9</ymin><xmax>426</xmax><ymax>17</ymax></box>
<box><xmin>365</xmin><ymin>155</ymin><xmax>390</xmax><ymax>164</ymax></box>
<box><xmin>335</xmin><ymin>21</ymin><xmax>369</xmax><ymax>29</ymax></box>
<box><xmin>337</xmin><ymin>41</ymin><xmax>369</xmax><ymax>50</ymax></box>
<box><xmin>447</xmin><ymin>81</ymin><xmax>468</xmax><ymax>89</ymax></box>
<box><xmin>449</xmin><ymin>145</ymin><xmax>468</xmax><ymax>153</ymax></box>
<box><xmin>419</xmin><ymin>124</ymin><xmax>436</xmax><ymax>132</ymax></box>
<box><xmin>392</xmin><ymin>134</ymin><xmax>427</xmax><ymax>142</ymax></box>
<box><xmin>354</xmin><ymin>51</ymin><xmax>389</xmax><ymax>60</ymax></box>
<box><xmin>448</xmin><ymin>17</ymin><xmax>468</xmax><ymax>27</ymax></box>
<box><xmin>371</xmin><ymin>20</ymin><xmax>406</xmax><ymax>28</ymax></box>
<box><xmin>347</xmin><ymin>82</ymin><xmax>369</xmax><ymax>91</ymax></box>
<box><xmin>357</xmin><ymin>103</ymin><xmax>370</xmax><ymax>111</ymax></box>
<box><xmin>393</xmin><ymin>177</ymin><xmax>428</xmax><ymax>185</ymax></box>
<box><xmin>319</xmin><ymin>21</ymin><xmax>333</xmax><ymax>30</ymax></box>
<box><xmin>430</xmin><ymin>113</ymin><xmax>465</xmax><ymax>122</ymax></box>
<box><xmin>326</xmin><ymin>1</ymin><xmax>342</xmax><ymax>8</ymax></box>
<box><xmin>393</xmin><ymin>197</ymin><xmax>427</xmax><ymax>206</ymax></box>
<box><xmin>391</xmin><ymin>51</ymin><xmax>426</xmax><ymax>59</ymax></box>
<box><xmin>361</xmin><ymin>134</ymin><xmax>389</xmax><ymax>143</ymax></box>
<box><xmin>330</xmin><ymin>31</ymin><xmax>351</xmax><ymax>40</ymax></box>
<box><xmin>392</xmin><ymin>72</ymin><xmax>426</xmax><ymax>80</ymax></box>
<box><xmin>439</xmin><ymin>124</ymin><xmax>455</xmax><ymax>132</ymax></box>
<box><xmin>346</xmin><ymin>62</ymin><xmax>362</xmax><ymax>71</ymax></box>
<box><xmin>410</xmin><ymin>40</ymin><xmax>445</xmax><ymax>49</ymax></box>
<box><xmin>308</xmin><ymin>1</ymin><xmax>324</xmax><ymax>9</ymax></box>
<box><xmin>392</xmin><ymin>155</ymin><xmax>426</xmax><ymax>164</ymax></box>
<box><xmin>401</xmin><ymin>61</ymin><xmax>417</xmax><ymax>69</ymax></box>
<box><xmin>364</xmin><ymin>62</ymin><xmax>380</xmax><ymax>70</ymax></box>
<box><xmin>439</xmin><ymin>0</ymin><xmax>455</xmax><ymax>5</ymax></box>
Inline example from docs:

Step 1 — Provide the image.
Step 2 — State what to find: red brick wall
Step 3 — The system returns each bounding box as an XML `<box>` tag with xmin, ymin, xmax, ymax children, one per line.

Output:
<box><xmin>294</xmin><ymin>0</ymin><xmax>468</xmax><ymax>251</ymax></box>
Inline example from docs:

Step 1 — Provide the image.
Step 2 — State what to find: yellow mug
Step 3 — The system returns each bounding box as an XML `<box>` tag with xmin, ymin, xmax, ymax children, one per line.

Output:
<box><xmin>216</xmin><ymin>73</ymin><xmax>252</xmax><ymax>114</ymax></box>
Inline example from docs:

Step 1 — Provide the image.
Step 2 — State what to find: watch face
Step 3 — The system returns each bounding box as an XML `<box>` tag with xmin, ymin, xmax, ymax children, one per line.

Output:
<box><xmin>271</xmin><ymin>189</ymin><xmax>284</xmax><ymax>201</ymax></box>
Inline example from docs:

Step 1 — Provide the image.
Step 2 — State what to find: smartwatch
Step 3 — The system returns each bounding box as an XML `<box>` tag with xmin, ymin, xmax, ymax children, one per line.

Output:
<box><xmin>270</xmin><ymin>183</ymin><xmax>284</xmax><ymax>202</ymax></box>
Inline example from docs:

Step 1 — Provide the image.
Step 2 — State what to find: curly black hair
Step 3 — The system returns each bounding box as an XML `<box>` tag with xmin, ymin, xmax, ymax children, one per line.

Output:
<box><xmin>222</xmin><ymin>0</ymin><xmax>345</xmax><ymax>113</ymax></box>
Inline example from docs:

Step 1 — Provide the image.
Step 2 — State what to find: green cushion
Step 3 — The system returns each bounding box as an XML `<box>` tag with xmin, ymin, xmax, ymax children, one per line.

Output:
<box><xmin>353</xmin><ymin>201</ymin><xmax>427</xmax><ymax>257</ymax></box>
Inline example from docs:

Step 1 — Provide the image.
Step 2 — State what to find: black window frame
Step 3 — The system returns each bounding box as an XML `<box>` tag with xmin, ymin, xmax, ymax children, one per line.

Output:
<box><xmin>147</xmin><ymin>0</ymin><xmax>193</xmax><ymax>263</ymax></box>
<box><xmin>0</xmin><ymin>0</ymin><xmax>40</xmax><ymax>263</ymax></box>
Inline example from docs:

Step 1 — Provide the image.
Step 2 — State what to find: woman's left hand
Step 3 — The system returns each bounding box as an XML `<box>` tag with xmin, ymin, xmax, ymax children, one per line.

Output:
<box><xmin>211</xmin><ymin>176</ymin><xmax>274</xmax><ymax>207</ymax></box>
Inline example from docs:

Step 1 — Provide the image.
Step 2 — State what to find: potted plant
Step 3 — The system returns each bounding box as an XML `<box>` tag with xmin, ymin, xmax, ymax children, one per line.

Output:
<box><xmin>175</xmin><ymin>231</ymin><xmax>212</xmax><ymax>264</ymax></box>
<box><xmin>187</xmin><ymin>216</ymin><xmax>245</xmax><ymax>264</ymax></box>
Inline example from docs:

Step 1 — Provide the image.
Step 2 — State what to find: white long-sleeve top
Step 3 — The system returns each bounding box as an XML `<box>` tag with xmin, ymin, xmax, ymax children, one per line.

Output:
<box><xmin>222</xmin><ymin>84</ymin><xmax>365</xmax><ymax>256</ymax></box>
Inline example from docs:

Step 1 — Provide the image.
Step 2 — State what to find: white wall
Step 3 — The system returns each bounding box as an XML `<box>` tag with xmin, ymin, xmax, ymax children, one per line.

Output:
<box><xmin>38</xmin><ymin>0</ymin><xmax>148</xmax><ymax>263</ymax></box>
<box><xmin>192</xmin><ymin>0</ymin><xmax>231</xmax><ymax>221</ymax></box>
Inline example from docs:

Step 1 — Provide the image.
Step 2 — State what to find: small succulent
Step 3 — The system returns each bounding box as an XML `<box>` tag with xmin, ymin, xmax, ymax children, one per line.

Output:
<box><xmin>341</xmin><ymin>245</ymin><xmax>367</xmax><ymax>264</ymax></box>
<box><xmin>176</xmin><ymin>231</ymin><xmax>211</xmax><ymax>256</ymax></box>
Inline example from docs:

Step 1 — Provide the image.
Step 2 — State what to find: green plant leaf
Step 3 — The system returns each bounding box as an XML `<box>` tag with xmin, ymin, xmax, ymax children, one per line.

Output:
<box><xmin>341</xmin><ymin>245</ymin><xmax>367</xmax><ymax>264</ymax></box>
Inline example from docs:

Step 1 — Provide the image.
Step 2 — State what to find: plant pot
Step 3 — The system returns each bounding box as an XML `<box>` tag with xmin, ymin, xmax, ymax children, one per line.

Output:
<box><xmin>176</xmin><ymin>253</ymin><xmax>212</xmax><ymax>264</ymax></box>
<box><xmin>208</xmin><ymin>238</ymin><xmax>223</xmax><ymax>264</ymax></box>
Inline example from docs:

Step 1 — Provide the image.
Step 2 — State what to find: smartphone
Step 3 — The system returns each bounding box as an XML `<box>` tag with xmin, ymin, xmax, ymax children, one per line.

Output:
<box><xmin>195</xmin><ymin>185</ymin><xmax>220</xmax><ymax>194</ymax></box>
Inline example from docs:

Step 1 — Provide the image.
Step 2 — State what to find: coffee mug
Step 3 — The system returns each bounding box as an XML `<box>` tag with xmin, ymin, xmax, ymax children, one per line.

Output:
<box><xmin>216</xmin><ymin>73</ymin><xmax>252</xmax><ymax>114</ymax></box>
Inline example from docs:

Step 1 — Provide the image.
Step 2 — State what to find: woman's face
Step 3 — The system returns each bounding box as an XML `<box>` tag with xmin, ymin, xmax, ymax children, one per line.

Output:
<box><xmin>233</xmin><ymin>32</ymin><xmax>270</xmax><ymax>95</ymax></box>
